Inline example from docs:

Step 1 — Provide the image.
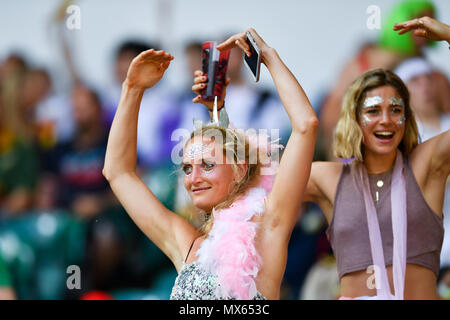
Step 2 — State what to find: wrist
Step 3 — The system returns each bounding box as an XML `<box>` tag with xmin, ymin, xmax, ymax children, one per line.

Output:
<box><xmin>261</xmin><ymin>47</ymin><xmax>277</xmax><ymax>67</ymax></box>
<box><xmin>122</xmin><ymin>79</ymin><xmax>146</xmax><ymax>95</ymax></box>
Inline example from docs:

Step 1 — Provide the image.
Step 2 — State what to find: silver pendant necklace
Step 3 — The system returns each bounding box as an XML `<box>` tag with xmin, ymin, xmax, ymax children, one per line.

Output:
<box><xmin>375</xmin><ymin>179</ymin><xmax>384</xmax><ymax>203</ymax></box>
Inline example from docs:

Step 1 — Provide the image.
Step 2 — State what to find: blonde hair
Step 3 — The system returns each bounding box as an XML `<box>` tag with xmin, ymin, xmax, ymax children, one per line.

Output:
<box><xmin>186</xmin><ymin>125</ymin><xmax>263</xmax><ymax>235</ymax></box>
<box><xmin>333</xmin><ymin>69</ymin><xmax>419</xmax><ymax>161</ymax></box>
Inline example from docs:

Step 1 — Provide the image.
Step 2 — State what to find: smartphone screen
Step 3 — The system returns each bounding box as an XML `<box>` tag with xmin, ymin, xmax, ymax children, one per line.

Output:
<box><xmin>244</xmin><ymin>33</ymin><xmax>260</xmax><ymax>82</ymax></box>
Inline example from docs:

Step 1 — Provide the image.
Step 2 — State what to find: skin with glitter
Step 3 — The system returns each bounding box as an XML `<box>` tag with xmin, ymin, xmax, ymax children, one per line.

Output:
<box><xmin>360</xmin><ymin>96</ymin><xmax>384</xmax><ymax>127</ymax></box>
<box><xmin>389</xmin><ymin>97</ymin><xmax>405</xmax><ymax>108</ymax></box>
<box><xmin>186</xmin><ymin>143</ymin><xmax>213</xmax><ymax>161</ymax></box>
<box><xmin>360</xmin><ymin>95</ymin><xmax>406</xmax><ymax>127</ymax></box>
<box><xmin>181</xmin><ymin>138</ymin><xmax>240</xmax><ymax>213</ymax></box>
<box><xmin>361</xmin><ymin>114</ymin><xmax>372</xmax><ymax>128</ymax></box>
<box><xmin>388</xmin><ymin>97</ymin><xmax>406</xmax><ymax>126</ymax></box>
<box><xmin>363</xmin><ymin>96</ymin><xmax>384</xmax><ymax>108</ymax></box>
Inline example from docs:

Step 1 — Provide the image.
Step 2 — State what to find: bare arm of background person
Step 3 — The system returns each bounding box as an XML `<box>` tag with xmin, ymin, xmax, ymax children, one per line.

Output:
<box><xmin>394</xmin><ymin>16</ymin><xmax>450</xmax><ymax>113</ymax></box>
<box><xmin>394</xmin><ymin>16</ymin><xmax>450</xmax><ymax>43</ymax></box>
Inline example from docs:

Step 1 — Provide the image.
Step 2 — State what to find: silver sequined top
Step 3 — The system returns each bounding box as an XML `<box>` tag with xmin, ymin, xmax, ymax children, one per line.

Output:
<box><xmin>169</xmin><ymin>261</ymin><xmax>266</xmax><ymax>300</ymax></box>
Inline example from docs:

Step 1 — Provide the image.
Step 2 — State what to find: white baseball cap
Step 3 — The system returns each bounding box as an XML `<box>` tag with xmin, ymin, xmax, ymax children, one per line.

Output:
<box><xmin>394</xmin><ymin>57</ymin><xmax>433</xmax><ymax>83</ymax></box>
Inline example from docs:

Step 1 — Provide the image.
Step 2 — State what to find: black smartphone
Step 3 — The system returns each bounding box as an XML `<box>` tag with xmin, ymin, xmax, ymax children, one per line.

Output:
<box><xmin>244</xmin><ymin>31</ymin><xmax>261</xmax><ymax>82</ymax></box>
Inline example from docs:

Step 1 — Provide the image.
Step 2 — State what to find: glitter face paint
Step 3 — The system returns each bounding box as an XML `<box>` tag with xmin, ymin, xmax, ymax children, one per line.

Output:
<box><xmin>396</xmin><ymin>115</ymin><xmax>406</xmax><ymax>126</ymax></box>
<box><xmin>183</xmin><ymin>142</ymin><xmax>217</xmax><ymax>176</ymax></box>
<box><xmin>363</xmin><ymin>96</ymin><xmax>383</xmax><ymax>108</ymax></box>
<box><xmin>388</xmin><ymin>97</ymin><xmax>406</xmax><ymax>126</ymax></box>
<box><xmin>388</xmin><ymin>97</ymin><xmax>405</xmax><ymax>108</ymax></box>
<box><xmin>361</xmin><ymin>114</ymin><xmax>372</xmax><ymax>127</ymax></box>
<box><xmin>360</xmin><ymin>96</ymin><xmax>406</xmax><ymax>127</ymax></box>
<box><xmin>360</xmin><ymin>96</ymin><xmax>384</xmax><ymax>127</ymax></box>
<box><xmin>186</xmin><ymin>143</ymin><xmax>213</xmax><ymax>160</ymax></box>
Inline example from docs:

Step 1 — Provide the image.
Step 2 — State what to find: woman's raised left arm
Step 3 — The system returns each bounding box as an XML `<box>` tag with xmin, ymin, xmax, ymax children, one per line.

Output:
<box><xmin>218</xmin><ymin>29</ymin><xmax>318</xmax><ymax>239</ymax></box>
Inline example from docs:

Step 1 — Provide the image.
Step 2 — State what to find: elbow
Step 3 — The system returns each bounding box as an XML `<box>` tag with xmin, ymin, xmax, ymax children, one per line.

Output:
<box><xmin>102</xmin><ymin>162</ymin><xmax>118</xmax><ymax>183</ymax></box>
<box><xmin>103</xmin><ymin>165</ymin><xmax>135</xmax><ymax>184</ymax></box>
<box><xmin>293</xmin><ymin>116</ymin><xmax>319</xmax><ymax>135</ymax></box>
<box><xmin>102</xmin><ymin>167</ymin><xmax>113</xmax><ymax>182</ymax></box>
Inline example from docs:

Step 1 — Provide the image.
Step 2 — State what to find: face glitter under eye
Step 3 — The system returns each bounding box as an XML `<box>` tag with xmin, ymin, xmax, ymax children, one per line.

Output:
<box><xmin>361</xmin><ymin>114</ymin><xmax>372</xmax><ymax>127</ymax></box>
<box><xmin>397</xmin><ymin>114</ymin><xmax>406</xmax><ymax>126</ymax></box>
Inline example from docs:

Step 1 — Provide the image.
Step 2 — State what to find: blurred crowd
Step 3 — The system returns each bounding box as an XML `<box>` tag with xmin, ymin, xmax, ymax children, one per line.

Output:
<box><xmin>1</xmin><ymin>0</ymin><xmax>450</xmax><ymax>300</ymax></box>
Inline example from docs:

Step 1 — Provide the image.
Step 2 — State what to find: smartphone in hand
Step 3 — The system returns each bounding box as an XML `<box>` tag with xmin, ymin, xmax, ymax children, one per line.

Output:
<box><xmin>244</xmin><ymin>31</ymin><xmax>261</xmax><ymax>82</ymax></box>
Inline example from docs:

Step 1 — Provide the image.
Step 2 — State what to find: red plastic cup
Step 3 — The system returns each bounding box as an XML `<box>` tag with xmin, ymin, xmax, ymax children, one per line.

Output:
<box><xmin>201</xmin><ymin>41</ymin><xmax>230</xmax><ymax>101</ymax></box>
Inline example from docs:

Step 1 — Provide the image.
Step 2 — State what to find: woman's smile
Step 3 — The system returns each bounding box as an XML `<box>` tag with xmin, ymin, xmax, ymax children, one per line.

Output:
<box><xmin>192</xmin><ymin>186</ymin><xmax>212</xmax><ymax>193</ymax></box>
<box><xmin>373</xmin><ymin>130</ymin><xmax>396</xmax><ymax>144</ymax></box>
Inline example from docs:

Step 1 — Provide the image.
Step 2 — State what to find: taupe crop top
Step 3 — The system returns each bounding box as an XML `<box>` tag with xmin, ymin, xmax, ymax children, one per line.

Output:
<box><xmin>326</xmin><ymin>158</ymin><xmax>444</xmax><ymax>279</ymax></box>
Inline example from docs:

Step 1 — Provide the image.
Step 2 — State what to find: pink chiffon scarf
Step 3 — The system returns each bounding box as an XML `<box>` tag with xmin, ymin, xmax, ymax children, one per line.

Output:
<box><xmin>356</xmin><ymin>150</ymin><xmax>407</xmax><ymax>300</ymax></box>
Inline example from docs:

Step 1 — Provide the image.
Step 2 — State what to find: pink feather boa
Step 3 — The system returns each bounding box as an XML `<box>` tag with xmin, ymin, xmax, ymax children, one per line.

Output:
<box><xmin>195</xmin><ymin>173</ymin><xmax>275</xmax><ymax>299</ymax></box>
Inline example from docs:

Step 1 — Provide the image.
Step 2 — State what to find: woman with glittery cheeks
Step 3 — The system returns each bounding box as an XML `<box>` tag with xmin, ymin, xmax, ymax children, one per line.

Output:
<box><xmin>102</xmin><ymin>28</ymin><xmax>318</xmax><ymax>300</ymax></box>
<box><xmin>301</xmin><ymin>68</ymin><xmax>449</xmax><ymax>299</ymax></box>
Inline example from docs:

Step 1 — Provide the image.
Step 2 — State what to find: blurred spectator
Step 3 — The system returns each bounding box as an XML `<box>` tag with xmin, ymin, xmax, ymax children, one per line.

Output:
<box><xmin>438</xmin><ymin>266</ymin><xmax>450</xmax><ymax>299</ymax></box>
<box><xmin>394</xmin><ymin>57</ymin><xmax>450</xmax><ymax>269</ymax></box>
<box><xmin>33</xmin><ymin>71</ymin><xmax>75</xmax><ymax>149</ymax></box>
<box><xmin>46</xmin><ymin>83</ymin><xmax>174</xmax><ymax>295</ymax></box>
<box><xmin>21</xmin><ymin>67</ymin><xmax>76</xmax><ymax>170</ymax></box>
<box><xmin>0</xmin><ymin>55</ymin><xmax>40</xmax><ymax>217</ymax></box>
<box><xmin>102</xmin><ymin>40</ymin><xmax>154</xmax><ymax>121</ymax></box>
<box><xmin>299</xmin><ymin>254</ymin><xmax>340</xmax><ymax>300</ymax></box>
<box><xmin>318</xmin><ymin>0</ymin><xmax>448</xmax><ymax>160</ymax></box>
<box><xmin>395</xmin><ymin>57</ymin><xmax>450</xmax><ymax>142</ymax></box>
<box><xmin>47</xmin><ymin>83</ymin><xmax>111</xmax><ymax>217</ymax></box>
<box><xmin>0</xmin><ymin>253</ymin><xmax>16</xmax><ymax>300</ymax></box>
<box><xmin>44</xmin><ymin>83</ymin><xmax>120</xmax><ymax>292</ymax></box>
<box><xmin>281</xmin><ymin>203</ymin><xmax>331</xmax><ymax>299</ymax></box>
<box><xmin>0</xmin><ymin>54</ymin><xmax>27</xmax><ymax>80</ymax></box>
<box><xmin>0</xmin><ymin>171</ymin><xmax>87</xmax><ymax>299</ymax></box>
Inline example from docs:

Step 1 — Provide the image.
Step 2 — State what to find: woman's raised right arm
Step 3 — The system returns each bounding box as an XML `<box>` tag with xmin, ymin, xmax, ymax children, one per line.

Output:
<box><xmin>103</xmin><ymin>50</ymin><xmax>199</xmax><ymax>271</ymax></box>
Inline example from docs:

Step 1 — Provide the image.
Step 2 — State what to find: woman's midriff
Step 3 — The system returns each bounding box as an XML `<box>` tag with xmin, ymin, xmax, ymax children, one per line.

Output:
<box><xmin>339</xmin><ymin>264</ymin><xmax>439</xmax><ymax>299</ymax></box>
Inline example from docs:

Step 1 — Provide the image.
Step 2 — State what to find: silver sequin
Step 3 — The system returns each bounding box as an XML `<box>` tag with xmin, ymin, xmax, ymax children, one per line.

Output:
<box><xmin>170</xmin><ymin>262</ymin><xmax>266</xmax><ymax>300</ymax></box>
